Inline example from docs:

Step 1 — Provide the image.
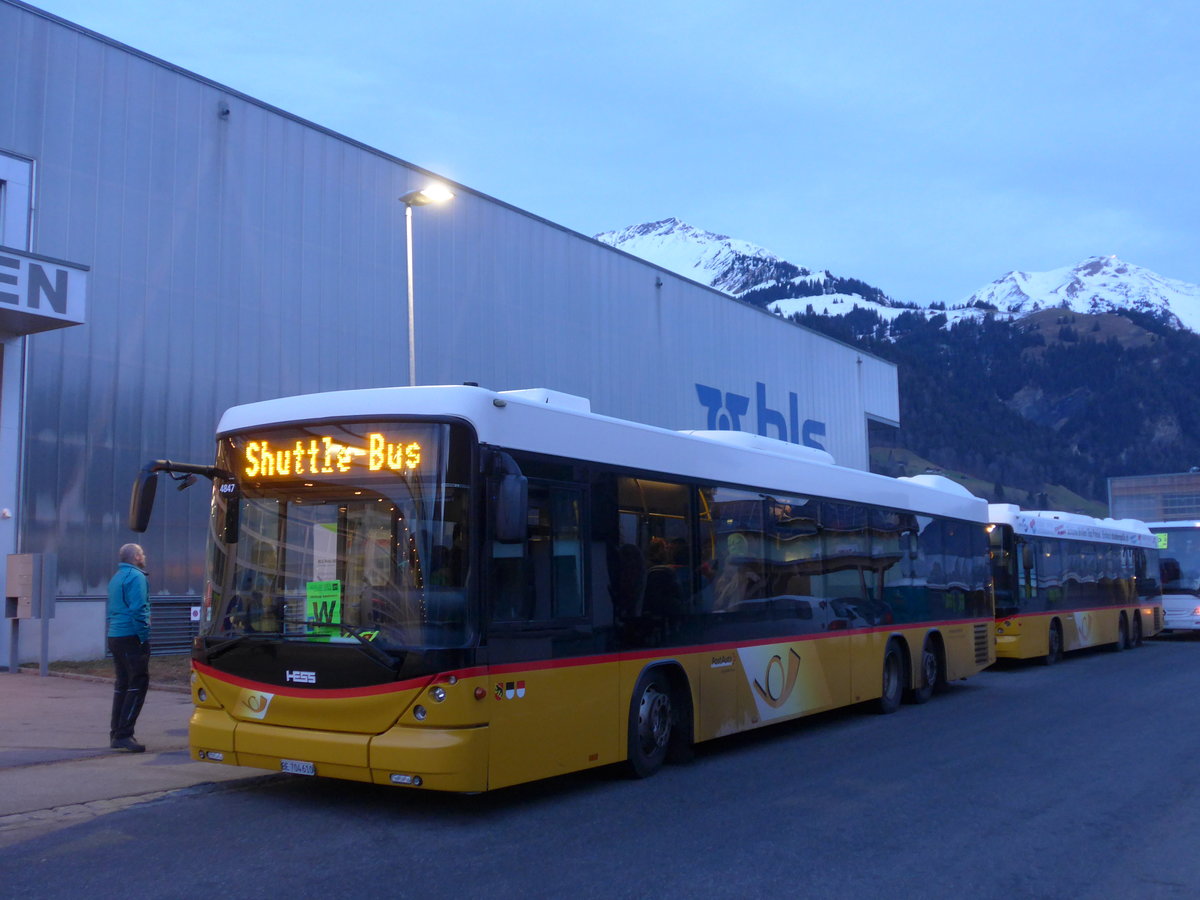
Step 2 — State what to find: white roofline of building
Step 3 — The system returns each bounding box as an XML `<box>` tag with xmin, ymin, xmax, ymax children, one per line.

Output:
<box><xmin>5</xmin><ymin>0</ymin><xmax>896</xmax><ymax>369</ymax></box>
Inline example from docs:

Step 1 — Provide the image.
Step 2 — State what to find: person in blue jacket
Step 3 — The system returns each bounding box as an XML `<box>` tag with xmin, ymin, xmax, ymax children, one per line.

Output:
<box><xmin>107</xmin><ymin>543</ymin><xmax>150</xmax><ymax>752</ymax></box>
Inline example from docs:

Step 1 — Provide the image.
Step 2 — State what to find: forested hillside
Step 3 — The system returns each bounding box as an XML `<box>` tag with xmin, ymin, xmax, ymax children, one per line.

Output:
<box><xmin>787</xmin><ymin>306</ymin><xmax>1200</xmax><ymax>506</ymax></box>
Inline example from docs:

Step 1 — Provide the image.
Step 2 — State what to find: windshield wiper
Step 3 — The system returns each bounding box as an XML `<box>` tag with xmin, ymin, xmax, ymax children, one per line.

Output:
<box><xmin>202</xmin><ymin>625</ymin><xmax>398</xmax><ymax>671</ymax></box>
<box><xmin>314</xmin><ymin>621</ymin><xmax>400</xmax><ymax>670</ymax></box>
<box><xmin>202</xmin><ymin>632</ymin><xmax>286</xmax><ymax>661</ymax></box>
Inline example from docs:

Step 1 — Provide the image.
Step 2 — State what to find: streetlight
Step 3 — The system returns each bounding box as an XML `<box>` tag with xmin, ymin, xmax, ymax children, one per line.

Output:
<box><xmin>399</xmin><ymin>183</ymin><xmax>455</xmax><ymax>386</ymax></box>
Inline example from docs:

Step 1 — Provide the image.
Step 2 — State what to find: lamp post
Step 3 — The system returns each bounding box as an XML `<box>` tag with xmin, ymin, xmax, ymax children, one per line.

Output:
<box><xmin>399</xmin><ymin>183</ymin><xmax>455</xmax><ymax>386</ymax></box>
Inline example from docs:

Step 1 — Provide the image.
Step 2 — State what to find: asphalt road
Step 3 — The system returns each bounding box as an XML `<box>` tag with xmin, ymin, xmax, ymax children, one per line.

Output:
<box><xmin>3</xmin><ymin>636</ymin><xmax>1199</xmax><ymax>900</ymax></box>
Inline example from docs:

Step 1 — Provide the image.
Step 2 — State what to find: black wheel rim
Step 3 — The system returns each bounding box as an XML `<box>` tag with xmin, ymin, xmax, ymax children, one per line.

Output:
<box><xmin>637</xmin><ymin>684</ymin><xmax>671</xmax><ymax>757</ymax></box>
<box><xmin>922</xmin><ymin>648</ymin><xmax>937</xmax><ymax>689</ymax></box>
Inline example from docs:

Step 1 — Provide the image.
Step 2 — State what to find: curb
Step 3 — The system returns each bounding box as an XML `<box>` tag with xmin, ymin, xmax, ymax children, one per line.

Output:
<box><xmin>18</xmin><ymin>666</ymin><xmax>191</xmax><ymax>694</ymax></box>
<box><xmin>0</xmin><ymin>774</ymin><xmax>282</xmax><ymax>843</ymax></box>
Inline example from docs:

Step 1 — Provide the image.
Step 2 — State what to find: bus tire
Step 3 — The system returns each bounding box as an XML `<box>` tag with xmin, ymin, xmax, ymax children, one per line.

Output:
<box><xmin>627</xmin><ymin>669</ymin><xmax>673</xmax><ymax>778</ymax></box>
<box><xmin>1131</xmin><ymin>612</ymin><xmax>1143</xmax><ymax>647</ymax></box>
<box><xmin>878</xmin><ymin>640</ymin><xmax>903</xmax><ymax>715</ymax></box>
<box><xmin>1111</xmin><ymin>614</ymin><xmax>1129</xmax><ymax>652</ymax></box>
<box><xmin>907</xmin><ymin>636</ymin><xmax>940</xmax><ymax>705</ymax></box>
<box><xmin>1041</xmin><ymin>621</ymin><xmax>1063</xmax><ymax>666</ymax></box>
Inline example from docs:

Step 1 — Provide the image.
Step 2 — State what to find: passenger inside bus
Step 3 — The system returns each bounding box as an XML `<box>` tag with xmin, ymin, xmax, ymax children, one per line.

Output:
<box><xmin>713</xmin><ymin>533</ymin><xmax>763</xmax><ymax>611</ymax></box>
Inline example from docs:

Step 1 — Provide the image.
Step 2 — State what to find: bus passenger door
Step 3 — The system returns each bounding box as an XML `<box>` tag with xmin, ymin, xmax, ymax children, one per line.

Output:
<box><xmin>486</xmin><ymin>481</ymin><xmax>618</xmax><ymax>788</ymax></box>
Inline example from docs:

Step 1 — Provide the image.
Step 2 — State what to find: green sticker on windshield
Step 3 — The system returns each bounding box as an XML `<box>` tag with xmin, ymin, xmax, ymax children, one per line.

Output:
<box><xmin>1156</xmin><ymin>533</ymin><xmax>1169</xmax><ymax>550</ymax></box>
<box><xmin>306</xmin><ymin>580</ymin><xmax>341</xmax><ymax>636</ymax></box>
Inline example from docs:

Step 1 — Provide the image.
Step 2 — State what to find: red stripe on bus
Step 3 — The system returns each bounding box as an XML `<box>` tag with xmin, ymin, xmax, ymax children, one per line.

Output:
<box><xmin>192</xmin><ymin>660</ymin><xmax>430</xmax><ymax>699</ymax></box>
<box><xmin>193</xmin><ymin>617</ymin><xmax>991</xmax><ymax>697</ymax></box>
<box><xmin>485</xmin><ymin>618</ymin><xmax>992</xmax><ymax>677</ymax></box>
<box><xmin>994</xmin><ymin>605</ymin><xmax>1160</xmax><ymax>621</ymax></box>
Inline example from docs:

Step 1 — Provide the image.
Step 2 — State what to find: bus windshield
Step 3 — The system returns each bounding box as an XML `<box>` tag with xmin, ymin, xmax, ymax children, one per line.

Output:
<box><xmin>201</xmin><ymin>421</ymin><xmax>475</xmax><ymax>651</ymax></box>
<box><xmin>1156</xmin><ymin>526</ymin><xmax>1200</xmax><ymax>596</ymax></box>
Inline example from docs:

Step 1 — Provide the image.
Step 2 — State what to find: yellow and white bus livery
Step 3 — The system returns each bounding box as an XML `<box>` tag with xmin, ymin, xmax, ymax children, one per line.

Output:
<box><xmin>988</xmin><ymin>504</ymin><xmax>1162</xmax><ymax>664</ymax></box>
<box><xmin>131</xmin><ymin>384</ymin><xmax>996</xmax><ymax>792</ymax></box>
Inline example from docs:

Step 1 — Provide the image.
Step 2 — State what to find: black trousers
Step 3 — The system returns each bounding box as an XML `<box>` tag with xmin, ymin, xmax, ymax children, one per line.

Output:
<box><xmin>108</xmin><ymin>635</ymin><xmax>150</xmax><ymax>740</ymax></box>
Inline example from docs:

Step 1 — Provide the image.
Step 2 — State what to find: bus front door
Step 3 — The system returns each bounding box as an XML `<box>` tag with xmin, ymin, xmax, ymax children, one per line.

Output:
<box><xmin>486</xmin><ymin>483</ymin><xmax>619</xmax><ymax>788</ymax></box>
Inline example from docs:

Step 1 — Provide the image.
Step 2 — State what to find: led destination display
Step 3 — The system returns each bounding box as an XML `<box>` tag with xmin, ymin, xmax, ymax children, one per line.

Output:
<box><xmin>234</xmin><ymin>427</ymin><xmax>426</xmax><ymax>481</ymax></box>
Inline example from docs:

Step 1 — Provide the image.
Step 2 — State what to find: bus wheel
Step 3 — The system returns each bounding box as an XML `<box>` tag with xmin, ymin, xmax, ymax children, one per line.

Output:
<box><xmin>628</xmin><ymin>670</ymin><xmax>672</xmax><ymax>778</ymax></box>
<box><xmin>1041</xmin><ymin>621</ymin><xmax>1063</xmax><ymax>666</ymax></box>
<box><xmin>878</xmin><ymin>641</ymin><xmax>903</xmax><ymax>715</ymax></box>
<box><xmin>1112</xmin><ymin>614</ymin><xmax>1129</xmax><ymax>652</ymax></box>
<box><xmin>1131</xmin><ymin>613</ymin><xmax>1143</xmax><ymax>647</ymax></box>
<box><xmin>908</xmin><ymin>638</ymin><xmax>940</xmax><ymax>705</ymax></box>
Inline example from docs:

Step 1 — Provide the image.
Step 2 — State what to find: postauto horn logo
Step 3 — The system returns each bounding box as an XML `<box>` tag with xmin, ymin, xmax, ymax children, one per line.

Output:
<box><xmin>695</xmin><ymin>382</ymin><xmax>827</xmax><ymax>450</ymax></box>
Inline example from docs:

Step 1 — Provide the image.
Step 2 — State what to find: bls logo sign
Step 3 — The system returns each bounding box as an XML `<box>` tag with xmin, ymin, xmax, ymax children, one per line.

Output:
<box><xmin>695</xmin><ymin>382</ymin><xmax>827</xmax><ymax>450</ymax></box>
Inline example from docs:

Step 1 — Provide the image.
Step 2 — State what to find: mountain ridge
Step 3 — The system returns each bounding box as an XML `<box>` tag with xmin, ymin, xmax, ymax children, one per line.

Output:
<box><xmin>594</xmin><ymin>217</ymin><xmax>896</xmax><ymax>311</ymax></box>
<box><xmin>961</xmin><ymin>255</ymin><xmax>1200</xmax><ymax>332</ymax></box>
<box><xmin>595</xmin><ymin>219</ymin><xmax>1200</xmax><ymax>333</ymax></box>
<box><xmin>594</xmin><ymin>219</ymin><xmax>1200</xmax><ymax>506</ymax></box>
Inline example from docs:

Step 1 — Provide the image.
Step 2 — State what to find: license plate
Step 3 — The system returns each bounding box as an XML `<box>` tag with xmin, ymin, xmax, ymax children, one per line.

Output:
<box><xmin>281</xmin><ymin>759</ymin><xmax>316</xmax><ymax>776</ymax></box>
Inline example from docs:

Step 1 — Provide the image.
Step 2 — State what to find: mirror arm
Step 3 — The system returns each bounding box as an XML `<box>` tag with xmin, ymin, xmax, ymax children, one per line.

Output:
<box><xmin>128</xmin><ymin>459</ymin><xmax>233</xmax><ymax>532</ymax></box>
<box><xmin>141</xmin><ymin>460</ymin><xmax>230</xmax><ymax>481</ymax></box>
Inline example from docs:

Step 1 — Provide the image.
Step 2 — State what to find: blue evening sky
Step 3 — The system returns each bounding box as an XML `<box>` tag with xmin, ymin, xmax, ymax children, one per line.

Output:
<box><xmin>28</xmin><ymin>0</ymin><xmax>1200</xmax><ymax>305</ymax></box>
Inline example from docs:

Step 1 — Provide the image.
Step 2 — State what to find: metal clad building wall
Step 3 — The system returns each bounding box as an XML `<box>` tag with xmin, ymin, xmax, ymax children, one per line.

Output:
<box><xmin>859</xmin><ymin>348</ymin><xmax>901</xmax><ymax>425</ymax></box>
<box><xmin>5</xmin><ymin>4</ymin><xmax>410</xmax><ymax>594</ymax></box>
<box><xmin>416</xmin><ymin>201</ymin><xmax>893</xmax><ymax>453</ymax></box>
<box><xmin>1</xmin><ymin>0</ymin><xmax>897</xmax><ymax>598</ymax></box>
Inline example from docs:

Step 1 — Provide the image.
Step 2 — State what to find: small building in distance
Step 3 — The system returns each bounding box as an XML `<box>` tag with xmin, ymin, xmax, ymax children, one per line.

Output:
<box><xmin>1108</xmin><ymin>471</ymin><xmax>1200</xmax><ymax>523</ymax></box>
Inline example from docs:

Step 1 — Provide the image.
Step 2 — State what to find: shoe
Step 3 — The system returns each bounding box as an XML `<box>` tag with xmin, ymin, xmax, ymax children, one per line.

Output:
<box><xmin>111</xmin><ymin>736</ymin><xmax>146</xmax><ymax>753</ymax></box>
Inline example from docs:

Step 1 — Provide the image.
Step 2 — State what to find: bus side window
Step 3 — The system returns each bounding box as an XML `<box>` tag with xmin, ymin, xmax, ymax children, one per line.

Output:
<box><xmin>616</xmin><ymin>477</ymin><xmax>692</xmax><ymax>620</ymax></box>
<box><xmin>1038</xmin><ymin>540</ymin><xmax>1063</xmax><ymax>610</ymax></box>
<box><xmin>544</xmin><ymin>487</ymin><xmax>584</xmax><ymax>619</ymax></box>
<box><xmin>490</xmin><ymin>541</ymin><xmax>529</xmax><ymax>622</ymax></box>
<box><xmin>490</xmin><ymin>482</ymin><xmax>585</xmax><ymax>623</ymax></box>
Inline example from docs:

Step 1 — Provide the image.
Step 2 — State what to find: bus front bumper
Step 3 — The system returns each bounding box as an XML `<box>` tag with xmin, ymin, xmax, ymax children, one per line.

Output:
<box><xmin>993</xmin><ymin>630</ymin><xmax>1034</xmax><ymax>659</ymax></box>
<box><xmin>190</xmin><ymin>707</ymin><xmax>489</xmax><ymax>792</ymax></box>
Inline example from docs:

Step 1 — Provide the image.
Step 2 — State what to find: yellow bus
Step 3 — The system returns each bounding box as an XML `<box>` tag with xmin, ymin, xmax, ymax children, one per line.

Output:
<box><xmin>131</xmin><ymin>385</ymin><xmax>994</xmax><ymax>792</ymax></box>
<box><xmin>988</xmin><ymin>504</ymin><xmax>1163</xmax><ymax>664</ymax></box>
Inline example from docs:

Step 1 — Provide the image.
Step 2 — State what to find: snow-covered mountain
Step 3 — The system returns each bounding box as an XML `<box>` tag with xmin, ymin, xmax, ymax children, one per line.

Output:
<box><xmin>593</xmin><ymin>218</ymin><xmax>899</xmax><ymax>317</ymax></box>
<box><xmin>595</xmin><ymin>219</ymin><xmax>1200</xmax><ymax>334</ymax></box>
<box><xmin>593</xmin><ymin>218</ymin><xmax>789</xmax><ymax>296</ymax></box>
<box><xmin>958</xmin><ymin>256</ymin><xmax>1200</xmax><ymax>332</ymax></box>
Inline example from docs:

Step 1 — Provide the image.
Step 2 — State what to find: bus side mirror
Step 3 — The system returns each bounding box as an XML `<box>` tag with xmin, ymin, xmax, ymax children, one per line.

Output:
<box><xmin>494</xmin><ymin>473</ymin><xmax>528</xmax><ymax>544</ymax></box>
<box><xmin>129</xmin><ymin>469</ymin><xmax>159</xmax><ymax>532</ymax></box>
<box><xmin>1021</xmin><ymin>545</ymin><xmax>1034</xmax><ymax>570</ymax></box>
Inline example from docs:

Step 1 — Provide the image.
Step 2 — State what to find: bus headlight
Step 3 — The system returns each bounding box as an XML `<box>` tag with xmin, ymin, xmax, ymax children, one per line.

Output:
<box><xmin>413</xmin><ymin>705</ymin><xmax>428</xmax><ymax>721</ymax></box>
<box><xmin>430</xmin><ymin>686</ymin><xmax>446</xmax><ymax>702</ymax></box>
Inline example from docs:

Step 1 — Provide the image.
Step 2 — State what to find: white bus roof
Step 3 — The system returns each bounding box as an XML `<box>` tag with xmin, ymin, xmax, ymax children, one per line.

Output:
<box><xmin>218</xmin><ymin>385</ymin><xmax>989</xmax><ymax>523</ymax></box>
<box><xmin>988</xmin><ymin>503</ymin><xmax>1157</xmax><ymax>549</ymax></box>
